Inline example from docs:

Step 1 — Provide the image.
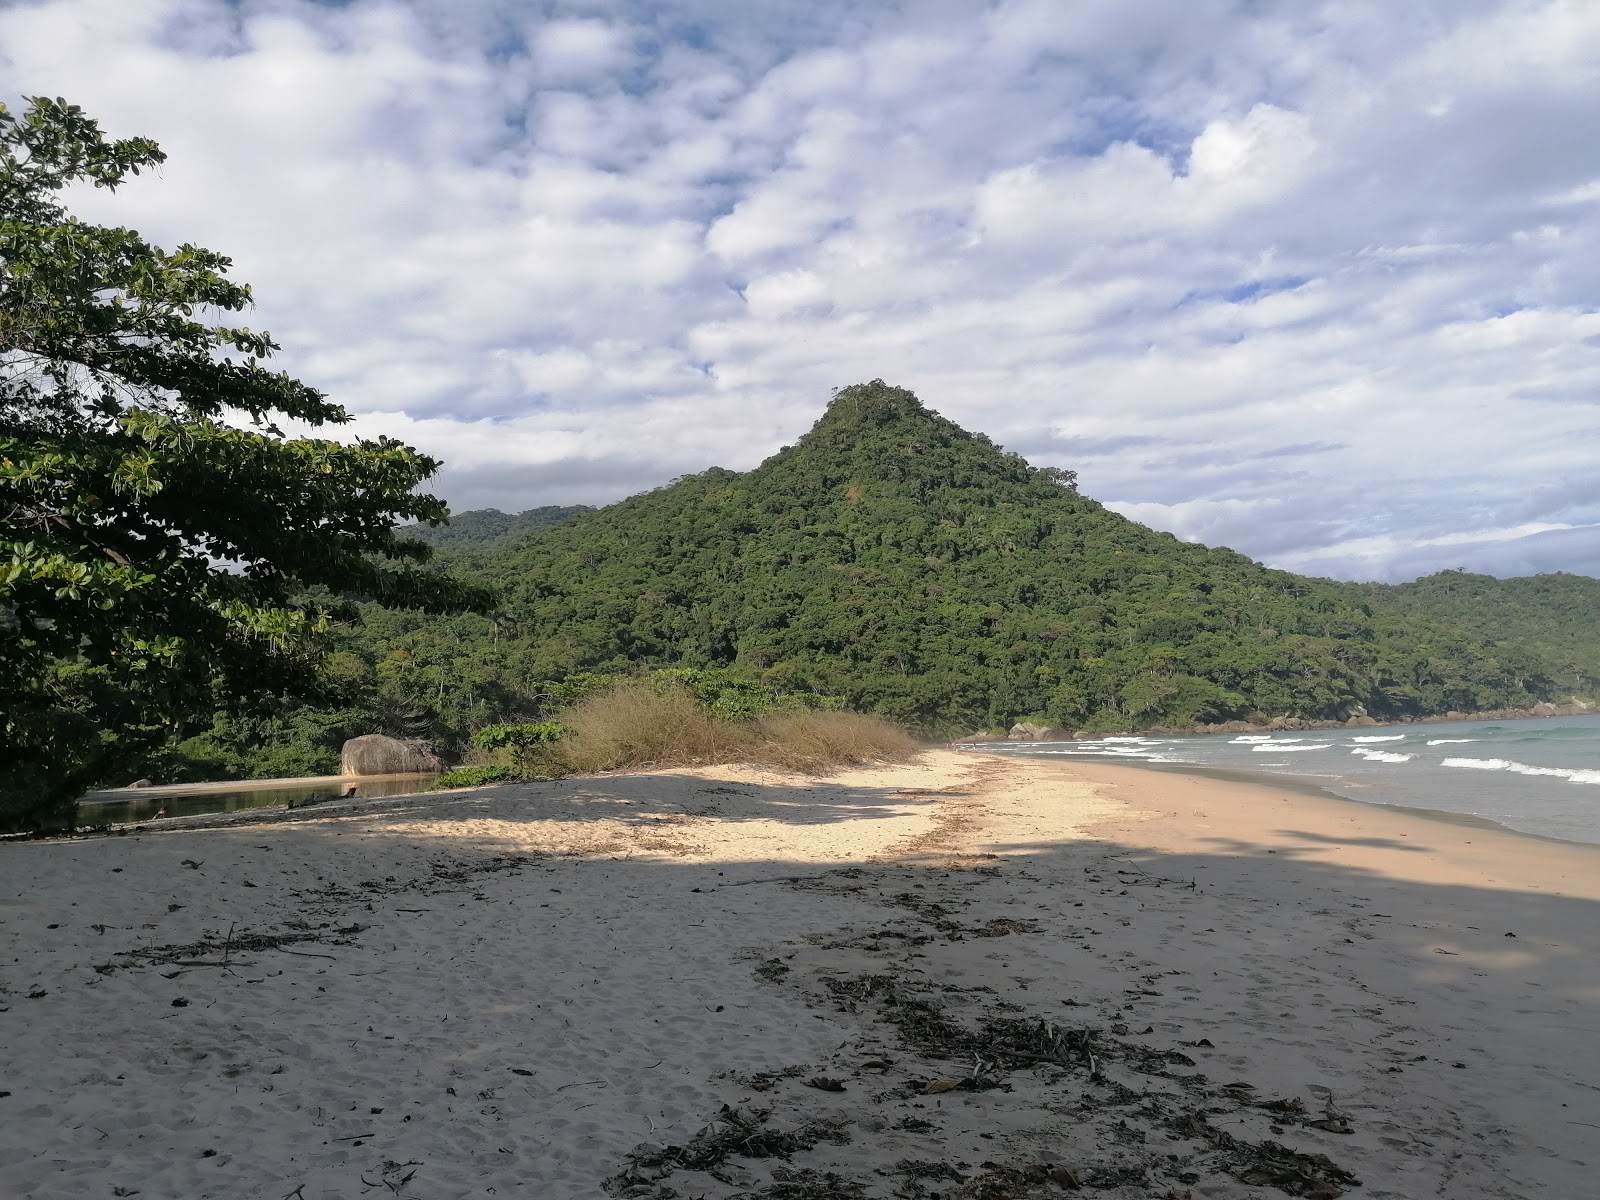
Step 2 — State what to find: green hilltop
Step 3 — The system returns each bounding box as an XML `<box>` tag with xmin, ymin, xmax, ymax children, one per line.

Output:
<box><xmin>1356</xmin><ymin>570</ymin><xmax>1600</xmax><ymax>696</ymax></box>
<box><xmin>350</xmin><ymin>381</ymin><xmax>1574</xmax><ymax>739</ymax></box>
<box><xmin>400</xmin><ymin>505</ymin><xmax>596</xmax><ymax>550</ymax></box>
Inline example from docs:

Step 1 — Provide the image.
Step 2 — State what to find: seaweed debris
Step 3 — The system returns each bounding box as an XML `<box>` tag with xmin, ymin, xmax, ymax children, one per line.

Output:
<box><xmin>605</xmin><ymin>1106</ymin><xmax>851</xmax><ymax>1194</ymax></box>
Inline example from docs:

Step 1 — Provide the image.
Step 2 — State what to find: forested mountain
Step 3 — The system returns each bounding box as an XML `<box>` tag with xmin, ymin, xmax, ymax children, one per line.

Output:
<box><xmin>1356</xmin><ymin>571</ymin><xmax>1600</xmax><ymax>695</ymax></box>
<box><xmin>153</xmin><ymin>381</ymin><xmax>1590</xmax><ymax>778</ymax></box>
<box><xmin>341</xmin><ymin>382</ymin><xmax>1568</xmax><ymax>738</ymax></box>
<box><xmin>401</xmin><ymin>505</ymin><xmax>593</xmax><ymax>550</ymax></box>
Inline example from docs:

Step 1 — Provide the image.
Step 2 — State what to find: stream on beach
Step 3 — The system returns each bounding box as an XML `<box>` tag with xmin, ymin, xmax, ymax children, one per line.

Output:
<box><xmin>75</xmin><ymin>773</ymin><xmax>439</xmax><ymax>823</ymax></box>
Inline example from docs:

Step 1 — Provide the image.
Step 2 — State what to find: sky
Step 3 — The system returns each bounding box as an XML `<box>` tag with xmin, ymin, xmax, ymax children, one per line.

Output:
<box><xmin>3</xmin><ymin>0</ymin><xmax>1599</xmax><ymax>582</ymax></box>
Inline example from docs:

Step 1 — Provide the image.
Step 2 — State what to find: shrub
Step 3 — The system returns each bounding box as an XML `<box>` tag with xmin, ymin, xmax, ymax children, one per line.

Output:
<box><xmin>472</xmin><ymin>721</ymin><xmax>570</xmax><ymax>773</ymax></box>
<box><xmin>749</xmin><ymin>710</ymin><xmax>921</xmax><ymax>773</ymax></box>
<box><xmin>424</xmin><ymin>681</ymin><xmax>922</xmax><ymax>788</ymax></box>
<box><xmin>430</xmin><ymin>764</ymin><xmax>526</xmax><ymax>789</ymax></box>
<box><xmin>556</xmin><ymin>682</ymin><xmax>753</xmax><ymax>773</ymax></box>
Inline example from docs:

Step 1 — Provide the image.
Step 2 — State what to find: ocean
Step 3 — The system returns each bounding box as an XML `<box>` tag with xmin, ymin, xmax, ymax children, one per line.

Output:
<box><xmin>969</xmin><ymin>715</ymin><xmax>1600</xmax><ymax>846</ymax></box>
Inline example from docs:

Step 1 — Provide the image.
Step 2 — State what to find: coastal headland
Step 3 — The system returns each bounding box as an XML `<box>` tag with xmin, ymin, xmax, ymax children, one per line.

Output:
<box><xmin>2</xmin><ymin>751</ymin><xmax>1594</xmax><ymax>1198</ymax></box>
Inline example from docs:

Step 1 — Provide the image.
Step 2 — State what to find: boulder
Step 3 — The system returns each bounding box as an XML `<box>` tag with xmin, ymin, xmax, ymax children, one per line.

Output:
<box><xmin>1007</xmin><ymin>721</ymin><xmax>1056</xmax><ymax>741</ymax></box>
<box><xmin>340</xmin><ymin>734</ymin><xmax>444</xmax><ymax>777</ymax></box>
<box><xmin>1345</xmin><ymin>715</ymin><xmax>1379</xmax><ymax>727</ymax></box>
<box><xmin>1530</xmin><ymin>702</ymin><xmax>1559</xmax><ymax>717</ymax></box>
<box><xmin>1202</xmin><ymin>720</ymin><xmax>1258</xmax><ymax>735</ymax></box>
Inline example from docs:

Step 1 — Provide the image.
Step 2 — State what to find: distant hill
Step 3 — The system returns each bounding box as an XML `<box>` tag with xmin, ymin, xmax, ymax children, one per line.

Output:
<box><xmin>391</xmin><ymin>381</ymin><xmax>1565</xmax><ymax>734</ymax></box>
<box><xmin>402</xmin><ymin>505</ymin><xmax>594</xmax><ymax>550</ymax></box>
<box><xmin>1356</xmin><ymin>570</ymin><xmax>1600</xmax><ymax>695</ymax></box>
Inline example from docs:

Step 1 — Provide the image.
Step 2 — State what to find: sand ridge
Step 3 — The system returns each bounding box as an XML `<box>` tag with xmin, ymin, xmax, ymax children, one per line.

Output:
<box><xmin>1</xmin><ymin>751</ymin><xmax>1594</xmax><ymax>1198</ymax></box>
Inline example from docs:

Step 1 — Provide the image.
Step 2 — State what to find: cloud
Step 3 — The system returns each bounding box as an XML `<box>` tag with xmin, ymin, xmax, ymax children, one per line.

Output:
<box><xmin>3</xmin><ymin>0</ymin><xmax>1599</xmax><ymax>583</ymax></box>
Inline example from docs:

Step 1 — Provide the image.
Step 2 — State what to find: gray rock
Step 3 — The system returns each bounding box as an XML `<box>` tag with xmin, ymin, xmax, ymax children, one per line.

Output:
<box><xmin>1007</xmin><ymin>721</ymin><xmax>1056</xmax><ymax>741</ymax></box>
<box><xmin>340</xmin><ymin>734</ymin><xmax>444</xmax><ymax>777</ymax></box>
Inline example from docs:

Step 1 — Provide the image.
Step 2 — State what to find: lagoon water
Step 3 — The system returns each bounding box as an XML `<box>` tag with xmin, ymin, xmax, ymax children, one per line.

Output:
<box><xmin>975</xmin><ymin>715</ymin><xmax>1600</xmax><ymax>846</ymax></box>
<box><xmin>76</xmin><ymin>773</ymin><xmax>437</xmax><ymax>823</ymax></box>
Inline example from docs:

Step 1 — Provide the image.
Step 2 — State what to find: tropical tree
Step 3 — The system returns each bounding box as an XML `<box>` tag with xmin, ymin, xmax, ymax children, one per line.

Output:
<box><xmin>0</xmin><ymin>97</ymin><xmax>489</xmax><ymax>828</ymax></box>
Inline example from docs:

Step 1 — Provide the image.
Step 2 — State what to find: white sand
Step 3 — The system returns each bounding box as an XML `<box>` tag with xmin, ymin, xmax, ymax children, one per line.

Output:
<box><xmin>1</xmin><ymin>751</ymin><xmax>1595</xmax><ymax>1198</ymax></box>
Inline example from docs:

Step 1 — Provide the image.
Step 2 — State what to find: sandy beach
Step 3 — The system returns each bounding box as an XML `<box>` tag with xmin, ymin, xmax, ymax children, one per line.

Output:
<box><xmin>2</xmin><ymin>750</ymin><xmax>1596</xmax><ymax>1199</ymax></box>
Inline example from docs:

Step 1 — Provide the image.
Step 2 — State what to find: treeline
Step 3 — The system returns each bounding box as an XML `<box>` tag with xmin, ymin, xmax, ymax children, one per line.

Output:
<box><xmin>1355</xmin><ymin>570</ymin><xmax>1600</xmax><ymax>695</ymax></box>
<box><xmin>151</xmin><ymin>382</ymin><xmax>1593</xmax><ymax>779</ymax></box>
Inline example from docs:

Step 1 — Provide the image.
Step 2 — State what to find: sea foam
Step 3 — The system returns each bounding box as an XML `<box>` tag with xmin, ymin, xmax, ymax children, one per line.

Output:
<box><xmin>1350</xmin><ymin>735</ymin><xmax>1406</xmax><ymax>743</ymax></box>
<box><xmin>1441</xmin><ymin>757</ymin><xmax>1600</xmax><ymax>785</ymax></box>
<box><xmin>1351</xmin><ymin>749</ymin><xmax>1412</xmax><ymax>763</ymax></box>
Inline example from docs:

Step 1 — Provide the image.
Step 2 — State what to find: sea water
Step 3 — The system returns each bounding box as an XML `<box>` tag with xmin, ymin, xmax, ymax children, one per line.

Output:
<box><xmin>973</xmin><ymin>715</ymin><xmax>1600</xmax><ymax>846</ymax></box>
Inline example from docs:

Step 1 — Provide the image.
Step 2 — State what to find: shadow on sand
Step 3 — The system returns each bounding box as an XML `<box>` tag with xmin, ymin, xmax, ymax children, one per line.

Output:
<box><xmin>7</xmin><ymin>763</ymin><xmax>1596</xmax><ymax>1199</ymax></box>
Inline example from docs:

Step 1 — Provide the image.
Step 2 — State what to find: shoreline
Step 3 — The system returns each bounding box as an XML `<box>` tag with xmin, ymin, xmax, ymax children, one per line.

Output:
<box><xmin>3</xmin><ymin>750</ymin><xmax>1595</xmax><ymax>1197</ymax></box>
<box><xmin>969</xmin><ymin>699</ymin><xmax>1598</xmax><ymax>743</ymax></box>
<box><xmin>1056</xmin><ymin>753</ymin><xmax>1600</xmax><ymax>895</ymax></box>
<box><xmin>1005</xmin><ymin>751</ymin><xmax>1600</xmax><ymax>850</ymax></box>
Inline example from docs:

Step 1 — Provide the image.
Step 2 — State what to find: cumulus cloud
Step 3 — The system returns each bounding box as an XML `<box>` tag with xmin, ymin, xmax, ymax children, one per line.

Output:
<box><xmin>3</xmin><ymin>0</ymin><xmax>1598</xmax><ymax>582</ymax></box>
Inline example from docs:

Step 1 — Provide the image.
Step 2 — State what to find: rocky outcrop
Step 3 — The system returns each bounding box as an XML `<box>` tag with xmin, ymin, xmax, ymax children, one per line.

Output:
<box><xmin>1007</xmin><ymin>722</ymin><xmax>1059</xmax><ymax>741</ymax></box>
<box><xmin>340</xmin><ymin>735</ymin><xmax>443</xmax><ymax>777</ymax></box>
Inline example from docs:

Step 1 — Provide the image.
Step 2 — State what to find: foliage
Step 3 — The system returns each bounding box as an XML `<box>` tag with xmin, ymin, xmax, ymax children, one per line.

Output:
<box><xmin>1354</xmin><ymin>570</ymin><xmax>1600</xmax><ymax>697</ymax></box>
<box><xmin>472</xmin><ymin>720</ymin><xmax>570</xmax><ymax>751</ymax></box>
<box><xmin>147</xmin><ymin>706</ymin><xmax>369</xmax><ymax>782</ymax></box>
<box><xmin>646</xmin><ymin>667</ymin><xmax>843</xmax><ymax>721</ymax></box>
<box><xmin>399</xmin><ymin>505</ymin><xmax>592</xmax><ymax>551</ymax></box>
<box><xmin>351</xmin><ymin>381</ymin><xmax>1563</xmax><ymax>737</ymax></box>
<box><xmin>472</xmin><ymin>720</ymin><xmax>570</xmax><ymax>774</ymax></box>
<box><xmin>431</xmin><ymin>764</ymin><xmax>526</xmax><ymax>790</ymax></box>
<box><xmin>0</xmin><ymin>98</ymin><xmax>488</xmax><ymax>828</ymax></box>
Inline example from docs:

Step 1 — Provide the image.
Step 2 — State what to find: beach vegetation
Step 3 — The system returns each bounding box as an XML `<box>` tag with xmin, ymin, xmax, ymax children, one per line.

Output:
<box><xmin>431</xmin><ymin>763</ymin><xmax>527</xmax><ymax>789</ymax></box>
<box><xmin>436</xmin><ymin>676</ymin><xmax>919</xmax><ymax>782</ymax></box>
<box><xmin>470</xmin><ymin>720</ymin><xmax>569</xmax><ymax>774</ymax></box>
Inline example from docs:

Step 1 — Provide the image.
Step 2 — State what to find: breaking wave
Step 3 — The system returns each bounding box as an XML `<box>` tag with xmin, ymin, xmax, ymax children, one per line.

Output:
<box><xmin>1350</xmin><ymin>749</ymin><xmax>1412</xmax><ymax>763</ymax></box>
<box><xmin>1441</xmin><ymin>757</ymin><xmax>1600</xmax><ymax>785</ymax></box>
